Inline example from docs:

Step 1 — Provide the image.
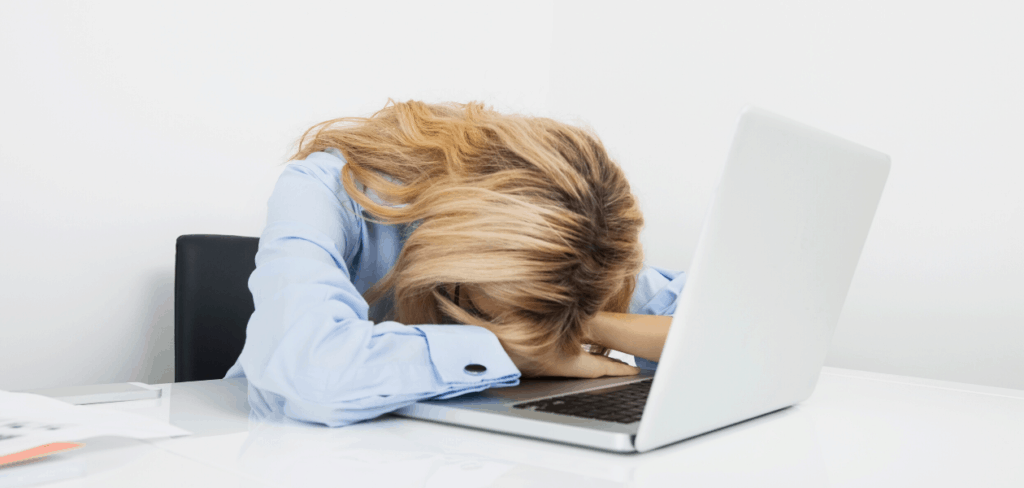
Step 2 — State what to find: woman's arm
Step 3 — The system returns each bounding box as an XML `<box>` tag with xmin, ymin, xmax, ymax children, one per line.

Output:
<box><xmin>588</xmin><ymin>265</ymin><xmax>687</xmax><ymax>368</ymax></box>
<box><xmin>494</xmin><ymin>265</ymin><xmax>685</xmax><ymax>376</ymax></box>
<box><xmin>497</xmin><ymin>309</ymin><xmax>673</xmax><ymax>378</ymax></box>
<box><xmin>232</xmin><ymin>150</ymin><xmax>520</xmax><ymax>426</ymax></box>
<box><xmin>460</xmin><ymin>285</ymin><xmax>640</xmax><ymax>378</ymax></box>
<box><xmin>587</xmin><ymin>312</ymin><xmax>672</xmax><ymax>363</ymax></box>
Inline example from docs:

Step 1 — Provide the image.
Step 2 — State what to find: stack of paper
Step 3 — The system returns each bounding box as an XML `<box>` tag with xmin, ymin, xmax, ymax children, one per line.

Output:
<box><xmin>0</xmin><ymin>389</ymin><xmax>190</xmax><ymax>467</ymax></box>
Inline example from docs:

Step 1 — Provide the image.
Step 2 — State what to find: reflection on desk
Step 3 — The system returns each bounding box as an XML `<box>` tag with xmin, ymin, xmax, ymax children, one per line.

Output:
<box><xmin>55</xmin><ymin>369</ymin><xmax>1024</xmax><ymax>487</ymax></box>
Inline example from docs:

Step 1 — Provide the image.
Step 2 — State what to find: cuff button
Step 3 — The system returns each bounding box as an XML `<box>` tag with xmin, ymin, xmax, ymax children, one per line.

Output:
<box><xmin>464</xmin><ymin>364</ymin><xmax>487</xmax><ymax>375</ymax></box>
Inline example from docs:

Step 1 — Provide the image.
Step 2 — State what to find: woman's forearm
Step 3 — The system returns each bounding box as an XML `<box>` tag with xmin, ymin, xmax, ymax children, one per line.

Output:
<box><xmin>588</xmin><ymin>312</ymin><xmax>672</xmax><ymax>363</ymax></box>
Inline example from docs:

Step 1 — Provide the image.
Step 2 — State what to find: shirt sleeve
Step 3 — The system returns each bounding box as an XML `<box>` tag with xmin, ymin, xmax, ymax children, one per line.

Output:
<box><xmin>230</xmin><ymin>151</ymin><xmax>520</xmax><ymax>427</ymax></box>
<box><xmin>628</xmin><ymin>265</ymin><xmax>687</xmax><ymax>371</ymax></box>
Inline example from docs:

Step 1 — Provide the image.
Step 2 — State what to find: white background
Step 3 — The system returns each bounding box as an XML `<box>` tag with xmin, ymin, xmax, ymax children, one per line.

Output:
<box><xmin>1</xmin><ymin>1</ymin><xmax>1021</xmax><ymax>391</ymax></box>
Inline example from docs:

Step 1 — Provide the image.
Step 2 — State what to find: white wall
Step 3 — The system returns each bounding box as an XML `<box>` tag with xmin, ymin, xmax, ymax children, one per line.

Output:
<box><xmin>0</xmin><ymin>0</ymin><xmax>553</xmax><ymax>390</ymax></box>
<box><xmin>549</xmin><ymin>0</ymin><xmax>1024</xmax><ymax>389</ymax></box>
<box><xmin>2</xmin><ymin>1</ymin><xmax>1021</xmax><ymax>391</ymax></box>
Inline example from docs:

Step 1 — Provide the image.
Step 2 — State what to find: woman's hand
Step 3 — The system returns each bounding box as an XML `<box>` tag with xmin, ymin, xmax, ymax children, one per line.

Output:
<box><xmin>503</xmin><ymin>344</ymin><xmax>640</xmax><ymax>379</ymax></box>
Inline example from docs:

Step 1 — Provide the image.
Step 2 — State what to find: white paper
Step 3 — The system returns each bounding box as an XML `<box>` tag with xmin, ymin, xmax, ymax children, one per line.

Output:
<box><xmin>0</xmin><ymin>390</ymin><xmax>191</xmax><ymax>457</ymax></box>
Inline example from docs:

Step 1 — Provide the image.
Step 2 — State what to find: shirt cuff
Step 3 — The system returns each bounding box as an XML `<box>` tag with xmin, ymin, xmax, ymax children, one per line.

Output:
<box><xmin>414</xmin><ymin>324</ymin><xmax>521</xmax><ymax>388</ymax></box>
<box><xmin>631</xmin><ymin>266</ymin><xmax>687</xmax><ymax>316</ymax></box>
<box><xmin>634</xmin><ymin>356</ymin><xmax>659</xmax><ymax>371</ymax></box>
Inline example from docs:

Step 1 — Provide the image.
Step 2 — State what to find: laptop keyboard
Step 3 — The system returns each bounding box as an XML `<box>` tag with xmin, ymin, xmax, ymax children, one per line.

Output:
<box><xmin>511</xmin><ymin>379</ymin><xmax>652</xmax><ymax>424</ymax></box>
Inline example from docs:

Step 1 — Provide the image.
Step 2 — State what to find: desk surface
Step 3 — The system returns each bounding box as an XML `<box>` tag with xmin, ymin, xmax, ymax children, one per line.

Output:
<box><xmin>8</xmin><ymin>367</ymin><xmax>1024</xmax><ymax>488</ymax></box>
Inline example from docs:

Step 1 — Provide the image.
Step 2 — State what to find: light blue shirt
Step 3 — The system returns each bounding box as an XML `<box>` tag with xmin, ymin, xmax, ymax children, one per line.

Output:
<box><xmin>225</xmin><ymin>148</ymin><xmax>686</xmax><ymax>426</ymax></box>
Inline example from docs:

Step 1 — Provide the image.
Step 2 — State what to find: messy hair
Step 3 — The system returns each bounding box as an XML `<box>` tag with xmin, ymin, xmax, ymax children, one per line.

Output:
<box><xmin>289</xmin><ymin>100</ymin><xmax>644</xmax><ymax>361</ymax></box>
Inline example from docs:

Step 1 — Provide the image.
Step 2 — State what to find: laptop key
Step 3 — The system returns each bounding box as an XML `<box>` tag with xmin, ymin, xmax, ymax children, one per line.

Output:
<box><xmin>512</xmin><ymin>379</ymin><xmax>653</xmax><ymax>424</ymax></box>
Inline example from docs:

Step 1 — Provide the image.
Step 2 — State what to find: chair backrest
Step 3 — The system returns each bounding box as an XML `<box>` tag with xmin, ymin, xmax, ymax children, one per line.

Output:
<box><xmin>174</xmin><ymin>234</ymin><xmax>259</xmax><ymax>382</ymax></box>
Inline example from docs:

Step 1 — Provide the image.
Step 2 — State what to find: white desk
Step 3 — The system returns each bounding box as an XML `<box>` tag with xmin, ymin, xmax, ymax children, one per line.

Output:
<box><xmin>8</xmin><ymin>367</ymin><xmax>1024</xmax><ymax>487</ymax></box>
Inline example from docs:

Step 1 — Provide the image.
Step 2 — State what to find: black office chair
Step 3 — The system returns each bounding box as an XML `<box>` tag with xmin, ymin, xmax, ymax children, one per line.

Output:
<box><xmin>174</xmin><ymin>234</ymin><xmax>259</xmax><ymax>382</ymax></box>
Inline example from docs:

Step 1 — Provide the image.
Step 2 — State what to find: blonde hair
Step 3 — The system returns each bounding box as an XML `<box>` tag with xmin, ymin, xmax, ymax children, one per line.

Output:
<box><xmin>289</xmin><ymin>100</ymin><xmax>644</xmax><ymax>360</ymax></box>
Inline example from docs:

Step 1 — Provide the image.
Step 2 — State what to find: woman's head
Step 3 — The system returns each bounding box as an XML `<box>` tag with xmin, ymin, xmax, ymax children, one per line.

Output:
<box><xmin>290</xmin><ymin>100</ymin><xmax>644</xmax><ymax>360</ymax></box>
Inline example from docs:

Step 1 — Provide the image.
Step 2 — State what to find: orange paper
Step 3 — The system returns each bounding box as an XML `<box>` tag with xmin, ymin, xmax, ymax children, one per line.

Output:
<box><xmin>0</xmin><ymin>442</ymin><xmax>84</xmax><ymax>467</ymax></box>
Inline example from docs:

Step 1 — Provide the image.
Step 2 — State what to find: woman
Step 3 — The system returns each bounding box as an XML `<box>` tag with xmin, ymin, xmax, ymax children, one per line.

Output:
<box><xmin>224</xmin><ymin>101</ymin><xmax>686</xmax><ymax>426</ymax></box>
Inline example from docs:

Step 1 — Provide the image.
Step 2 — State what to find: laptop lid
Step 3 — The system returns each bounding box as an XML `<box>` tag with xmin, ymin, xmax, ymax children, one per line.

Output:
<box><xmin>633</xmin><ymin>107</ymin><xmax>890</xmax><ymax>452</ymax></box>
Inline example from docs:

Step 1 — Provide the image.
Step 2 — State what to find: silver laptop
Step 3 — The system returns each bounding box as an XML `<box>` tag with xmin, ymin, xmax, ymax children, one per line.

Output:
<box><xmin>395</xmin><ymin>106</ymin><xmax>891</xmax><ymax>453</ymax></box>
